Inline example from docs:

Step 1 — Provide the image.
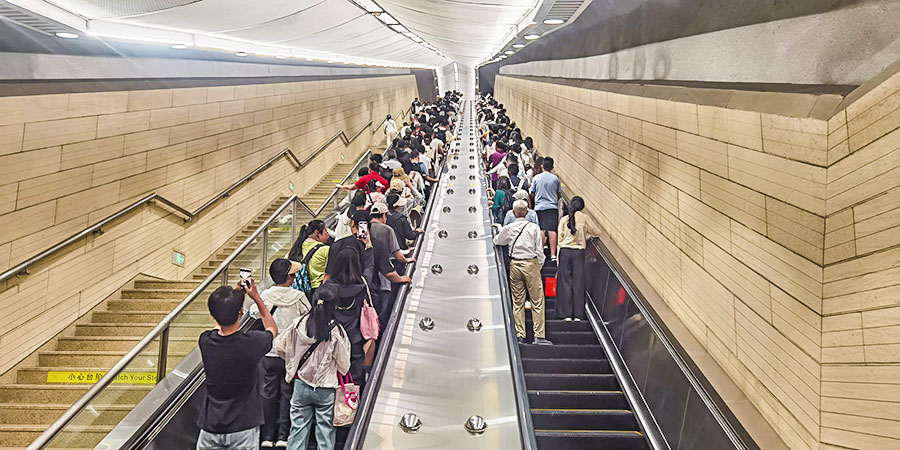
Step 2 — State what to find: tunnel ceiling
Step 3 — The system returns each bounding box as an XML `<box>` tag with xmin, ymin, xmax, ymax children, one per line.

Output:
<box><xmin>5</xmin><ymin>0</ymin><xmax>547</xmax><ymax>68</ymax></box>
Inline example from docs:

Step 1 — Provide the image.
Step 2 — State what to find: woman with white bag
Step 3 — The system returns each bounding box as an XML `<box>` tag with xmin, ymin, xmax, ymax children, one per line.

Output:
<box><xmin>274</xmin><ymin>284</ymin><xmax>351</xmax><ymax>450</ymax></box>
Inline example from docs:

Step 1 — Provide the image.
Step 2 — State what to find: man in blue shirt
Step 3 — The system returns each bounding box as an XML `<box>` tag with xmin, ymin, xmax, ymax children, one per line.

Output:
<box><xmin>530</xmin><ymin>157</ymin><xmax>562</xmax><ymax>262</ymax></box>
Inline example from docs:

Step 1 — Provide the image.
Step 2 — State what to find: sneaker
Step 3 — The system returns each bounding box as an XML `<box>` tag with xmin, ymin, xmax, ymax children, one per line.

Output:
<box><xmin>550</xmin><ymin>255</ymin><xmax>558</xmax><ymax>263</ymax></box>
<box><xmin>573</xmin><ymin>318</ymin><xmax>582</xmax><ymax>322</ymax></box>
<box><xmin>275</xmin><ymin>440</ymin><xmax>288</xmax><ymax>448</ymax></box>
<box><xmin>532</xmin><ymin>338</ymin><xmax>554</xmax><ymax>345</ymax></box>
<box><xmin>261</xmin><ymin>441</ymin><xmax>274</xmax><ymax>448</ymax></box>
<box><xmin>563</xmin><ymin>317</ymin><xmax>573</xmax><ymax>322</ymax></box>
<box><xmin>516</xmin><ymin>337</ymin><xmax>528</xmax><ymax>345</ymax></box>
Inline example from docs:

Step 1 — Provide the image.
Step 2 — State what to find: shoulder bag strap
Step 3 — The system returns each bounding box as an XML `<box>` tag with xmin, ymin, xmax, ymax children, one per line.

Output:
<box><xmin>296</xmin><ymin>321</ymin><xmax>339</xmax><ymax>370</ymax></box>
<box><xmin>302</xmin><ymin>243</ymin><xmax>325</xmax><ymax>265</ymax></box>
<box><xmin>509</xmin><ymin>222</ymin><xmax>528</xmax><ymax>254</ymax></box>
<box><xmin>360</xmin><ymin>276</ymin><xmax>373</xmax><ymax>307</ymax></box>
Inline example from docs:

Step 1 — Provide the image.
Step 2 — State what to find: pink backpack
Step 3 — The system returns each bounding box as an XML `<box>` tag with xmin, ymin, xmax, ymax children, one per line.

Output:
<box><xmin>360</xmin><ymin>278</ymin><xmax>379</xmax><ymax>340</ymax></box>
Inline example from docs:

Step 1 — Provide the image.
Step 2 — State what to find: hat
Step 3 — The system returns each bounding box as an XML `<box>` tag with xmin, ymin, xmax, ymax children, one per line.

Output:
<box><xmin>513</xmin><ymin>189</ymin><xmax>529</xmax><ymax>201</ymax></box>
<box><xmin>392</xmin><ymin>167</ymin><xmax>409</xmax><ymax>181</ymax></box>
<box><xmin>270</xmin><ymin>258</ymin><xmax>302</xmax><ymax>284</ymax></box>
<box><xmin>370</xmin><ymin>202</ymin><xmax>389</xmax><ymax>215</ymax></box>
<box><xmin>352</xmin><ymin>209</ymin><xmax>371</xmax><ymax>224</ymax></box>
<box><xmin>390</xmin><ymin>178</ymin><xmax>405</xmax><ymax>192</ymax></box>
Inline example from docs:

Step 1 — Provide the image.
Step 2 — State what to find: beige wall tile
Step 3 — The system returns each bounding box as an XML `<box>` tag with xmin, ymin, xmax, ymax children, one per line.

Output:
<box><xmin>23</xmin><ymin>116</ymin><xmax>97</xmax><ymax>151</ymax></box>
<box><xmin>97</xmin><ymin>111</ymin><xmax>150</xmax><ymax>138</ymax></box>
<box><xmin>127</xmin><ymin>89</ymin><xmax>173</xmax><ymax>111</ymax></box>
<box><xmin>16</xmin><ymin>166</ymin><xmax>93</xmax><ymax>210</ymax></box>
<box><xmin>0</xmin><ymin>183</ymin><xmax>16</xmax><ymax>216</ymax></box>
<box><xmin>0</xmin><ymin>146</ymin><xmax>61</xmax><ymax>184</ymax></box>
<box><xmin>0</xmin><ymin>201</ymin><xmax>57</xmax><ymax>244</ymax></box>
<box><xmin>0</xmin><ymin>94</ymin><xmax>68</xmax><ymax>127</ymax></box>
<box><xmin>124</xmin><ymin>128</ymin><xmax>170</xmax><ymax>155</ymax></box>
<box><xmin>60</xmin><ymin>135</ymin><xmax>124</xmax><ymax>170</ymax></box>
<box><xmin>676</xmin><ymin>131</ymin><xmax>728</xmax><ymax>177</ymax></box>
<box><xmin>147</xmin><ymin>143</ymin><xmax>187</xmax><ymax>171</ymax></box>
<box><xmin>91</xmin><ymin>153</ymin><xmax>146</xmax><ymax>186</ymax></box>
<box><xmin>698</xmin><ymin>105</ymin><xmax>763</xmax><ymax>151</ymax></box>
<box><xmin>172</xmin><ymin>87</ymin><xmax>208</xmax><ymax>107</ymax></box>
<box><xmin>0</xmin><ymin>124</ymin><xmax>24</xmax><ymax>156</ymax></box>
<box><xmin>149</xmin><ymin>106</ymin><xmax>190</xmax><ymax>129</ymax></box>
<box><xmin>67</xmin><ymin>91</ymin><xmax>128</xmax><ymax>117</ymax></box>
<box><xmin>55</xmin><ymin>182</ymin><xmax>120</xmax><ymax>223</ymax></box>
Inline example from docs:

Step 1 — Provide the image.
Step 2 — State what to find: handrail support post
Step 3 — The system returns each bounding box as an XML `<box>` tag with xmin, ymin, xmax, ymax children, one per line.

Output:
<box><xmin>261</xmin><ymin>227</ymin><xmax>269</xmax><ymax>281</ymax></box>
<box><xmin>156</xmin><ymin>326</ymin><xmax>170</xmax><ymax>384</ymax></box>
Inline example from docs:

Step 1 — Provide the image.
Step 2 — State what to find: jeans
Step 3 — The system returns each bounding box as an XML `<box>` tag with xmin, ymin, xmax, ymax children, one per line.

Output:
<box><xmin>196</xmin><ymin>427</ymin><xmax>259</xmax><ymax>450</ymax></box>
<box><xmin>261</xmin><ymin>356</ymin><xmax>292</xmax><ymax>441</ymax></box>
<box><xmin>288</xmin><ymin>379</ymin><xmax>335</xmax><ymax>450</ymax></box>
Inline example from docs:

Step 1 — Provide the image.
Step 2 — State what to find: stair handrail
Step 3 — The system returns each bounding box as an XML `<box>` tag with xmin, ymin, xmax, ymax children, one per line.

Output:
<box><xmin>28</xmin><ymin>195</ymin><xmax>301</xmax><ymax>450</ymax></box>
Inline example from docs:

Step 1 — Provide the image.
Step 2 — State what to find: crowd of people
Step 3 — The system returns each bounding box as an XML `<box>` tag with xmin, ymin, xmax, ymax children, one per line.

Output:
<box><xmin>479</xmin><ymin>94</ymin><xmax>599</xmax><ymax>347</ymax></box>
<box><xmin>196</xmin><ymin>91</ymin><xmax>462</xmax><ymax>450</ymax></box>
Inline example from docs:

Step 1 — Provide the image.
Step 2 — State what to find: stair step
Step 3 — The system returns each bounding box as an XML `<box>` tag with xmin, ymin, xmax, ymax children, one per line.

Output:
<box><xmin>106</xmin><ymin>299</ymin><xmax>206</xmax><ymax>312</ymax></box>
<box><xmin>519</xmin><ymin>344</ymin><xmax>603</xmax><ymax>359</ymax></box>
<box><xmin>528</xmin><ymin>391</ymin><xmax>629</xmax><ymax>410</ymax></box>
<box><xmin>531</xmin><ymin>409</ymin><xmax>638</xmax><ymax>431</ymax></box>
<box><xmin>0</xmin><ymin>402</ymin><xmax>131</xmax><ymax>425</ymax></box>
<box><xmin>120</xmin><ymin>289</ymin><xmax>194</xmax><ymax>299</ymax></box>
<box><xmin>545</xmin><ymin>320</ymin><xmax>592</xmax><ymax>331</ymax></box>
<box><xmin>133</xmin><ymin>280</ymin><xmax>197</xmax><ymax>290</ymax></box>
<box><xmin>75</xmin><ymin>323</ymin><xmax>209</xmax><ymax>337</ymax></box>
<box><xmin>38</xmin><ymin>350</ymin><xmax>189</xmax><ymax>368</ymax></box>
<box><xmin>91</xmin><ymin>310</ymin><xmax>211</xmax><ymax>325</ymax></box>
<box><xmin>544</xmin><ymin>331</ymin><xmax>599</xmax><ymax>345</ymax></box>
<box><xmin>534</xmin><ymin>430</ymin><xmax>649</xmax><ymax>450</ymax></box>
<box><xmin>0</xmin><ymin>384</ymin><xmax>152</xmax><ymax>403</ymax></box>
<box><xmin>522</xmin><ymin>358</ymin><xmax>610</xmax><ymax>374</ymax></box>
<box><xmin>56</xmin><ymin>336</ymin><xmax>197</xmax><ymax>352</ymax></box>
<box><xmin>0</xmin><ymin>423</ymin><xmax>115</xmax><ymax>447</ymax></box>
<box><xmin>524</xmin><ymin>374</ymin><xmax>619</xmax><ymax>391</ymax></box>
<box><xmin>16</xmin><ymin>365</ymin><xmax>175</xmax><ymax>384</ymax></box>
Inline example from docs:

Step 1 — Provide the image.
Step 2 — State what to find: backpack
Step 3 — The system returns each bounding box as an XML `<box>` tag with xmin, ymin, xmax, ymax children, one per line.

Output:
<box><xmin>500</xmin><ymin>189</ymin><xmax>516</xmax><ymax>218</ymax></box>
<box><xmin>293</xmin><ymin>243</ymin><xmax>324</xmax><ymax>294</ymax></box>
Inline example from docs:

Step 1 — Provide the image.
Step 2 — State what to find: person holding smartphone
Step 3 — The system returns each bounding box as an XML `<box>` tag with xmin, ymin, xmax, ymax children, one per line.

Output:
<box><xmin>196</xmin><ymin>277</ymin><xmax>277</xmax><ymax>449</ymax></box>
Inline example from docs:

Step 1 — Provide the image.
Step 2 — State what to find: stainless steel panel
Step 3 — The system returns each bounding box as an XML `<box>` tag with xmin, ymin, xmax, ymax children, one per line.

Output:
<box><xmin>361</xmin><ymin>102</ymin><xmax>522</xmax><ymax>449</ymax></box>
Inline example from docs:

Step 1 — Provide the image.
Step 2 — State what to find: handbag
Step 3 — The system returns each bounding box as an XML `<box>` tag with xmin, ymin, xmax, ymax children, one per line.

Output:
<box><xmin>359</xmin><ymin>277</ymin><xmax>380</xmax><ymax>341</ymax></box>
<box><xmin>333</xmin><ymin>373</ymin><xmax>359</xmax><ymax>426</ymax></box>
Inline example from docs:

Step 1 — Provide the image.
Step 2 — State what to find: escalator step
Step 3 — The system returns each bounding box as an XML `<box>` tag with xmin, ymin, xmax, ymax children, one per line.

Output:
<box><xmin>531</xmin><ymin>409</ymin><xmax>639</xmax><ymax>431</ymax></box>
<box><xmin>535</xmin><ymin>430</ymin><xmax>650</xmax><ymax>450</ymax></box>
<box><xmin>522</xmin><ymin>358</ymin><xmax>610</xmax><ymax>374</ymax></box>
<box><xmin>544</xmin><ymin>320</ymin><xmax>592</xmax><ymax>331</ymax></box>
<box><xmin>528</xmin><ymin>390</ymin><xmax>630</xmax><ymax>410</ymax></box>
<box><xmin>519</xmin><ymin>344</ymin><xmax>602</xmax><ymax>359</ymax></box>
<box><xmin>544</xmin><ymin>331</ymin><xmax>599</xmax><ymax>345</ymax></box>
<box><xmin>524</xmin><ymin>374</ymin><xmax>619</xmax><ymax>391</ymax></box>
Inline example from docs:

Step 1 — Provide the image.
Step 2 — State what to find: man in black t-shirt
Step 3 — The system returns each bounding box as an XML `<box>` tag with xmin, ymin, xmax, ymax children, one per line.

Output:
<box><xmin>197</xmin><ymin>278</ymin><xmax>277</xmax><ymax>449</ymax></box>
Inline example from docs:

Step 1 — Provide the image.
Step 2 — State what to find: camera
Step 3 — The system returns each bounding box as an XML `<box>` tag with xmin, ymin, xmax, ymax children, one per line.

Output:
<box><xmin>239</xmin><ymin>268</ymin><xmax>252</xmax><ymax>291</ymax></box>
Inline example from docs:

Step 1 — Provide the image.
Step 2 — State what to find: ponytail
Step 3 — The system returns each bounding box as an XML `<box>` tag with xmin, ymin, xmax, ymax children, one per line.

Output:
<box><xmin>306</xmin><ymin>283</ymin><xmax>338</xmax><ymax>341</ymax></box>
<box><xmin>288</xmin><ymin>219</ymin><xmax>325</xmax><ymax>260</ymax></box>
<box><xmin>568</xmin><ymin>196</ymin><xmax>585</xmax><ymax>235</ymax></box>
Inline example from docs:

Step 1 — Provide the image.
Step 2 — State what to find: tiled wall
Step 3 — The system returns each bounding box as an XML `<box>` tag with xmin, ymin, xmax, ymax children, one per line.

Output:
<box><xmin>496</xmin><ymin>71</ymin><xmax>900</xmax><ymax>449</ymax></box>
<box><xmin>0</xmin><ymin>74</ymin><xmax>418</xmax><ymax>374</ymax></box>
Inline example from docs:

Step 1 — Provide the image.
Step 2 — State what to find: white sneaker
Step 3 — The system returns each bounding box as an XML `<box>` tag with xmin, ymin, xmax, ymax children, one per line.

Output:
<box><xmin>563</xmin><ymin>317</ymin><xmax>573</xmax><ymax>322</ymax></box>
<box><xmin>573</xmin><ymin>318</ymin><xmax>582</xmax><ymax>322</ymax></box>
<box><xmin>261</xmin><ymin>441</ymin><xmax>274</xmax><ymax>448</ymax></box>
<box><xmin>275</xmin><ymin>440</ymin><xmax>288</xmax><ymax>448</ymax></box>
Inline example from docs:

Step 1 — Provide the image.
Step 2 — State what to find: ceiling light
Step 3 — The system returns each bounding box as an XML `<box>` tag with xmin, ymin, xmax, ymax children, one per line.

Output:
<box><xmin>234</xmin><ymin>51</ymin><xmax>248</xmax><ymax>57</ymax></box>
<box><xmin>499</xmin><ymin>55</ymin><xmax>507</xmax><ymax>59</ymax></box>
<box><xmin>276</xmin><ymin>55</ymin><xmax>287</xmax><ymax>59</ymax></box>
<box><xmin>504</xmin><ymin>50</ymin><xmax>514</xmax><ymax>55</ymax></box>
<box><xmin>327</xmin><ymin>60</ymin><xmax>334</xmax><ymax>63</ymax></box>
<box><xmin>305</xmin><ymin>58</ymin><xmax>314</xmax><ymax>61</ymax></box>
<box><xmin>390</xmin><ymin>25</ymin><xmax>408</xmax><ymax>33</ymax></box>
<box><xmin>543</xmin><ymin>18</ymin><xmax>565</xmax><ymax>25</ymax></box>
<box><xmin>524</xmin><ymin>34</ymin><xmax>540</xmax><ymax>40</ymax></box>
<box><xmin>513</xmin><ymin>43</ymin><xmax>525</xmax><ymax>48</ymax></box>
<box><xmin>377</xmin><ymin>13</ymin><xmax>398</xmax><ymax>25</ymax></box>
<box><xmin>171</xmin><ymin>44</ymin><xmax>188</xmax><ymax>50</ymax></box>
<box><xmin>55</xmin><ymin>32</ymin><xmax>79</xmax><ymax>39</ymax></box>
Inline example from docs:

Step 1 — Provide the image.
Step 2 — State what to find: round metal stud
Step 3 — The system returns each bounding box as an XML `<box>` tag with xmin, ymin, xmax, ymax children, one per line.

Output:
<box><xmin>447</xmin><ymin>188</ymin><xmax>454</xmax><ymax>195</ymax></box>
<box><xmin>452</xmin><ymin>164</ymin><xmax>457</xmax><ymax>169</ymax></box>
<box><xmin>399</xmin><ymin>413</ymin><xmax>423</xmax><ymax>433</ymax></box>
<box><xmin>431</xmin><ymin>264</ymin><xmax>443</xmax><ymax>275</ymax></box>
<box><xmin>469</xmin><ymin>164</ymin><xmax>475</xmax><ymax>169</ymax></box>
<box><xmin>469</xmin><ymin>188</ymin><xmax>476</xmax><ymax>195</ymax></box>
<box><xmin>469</xmin><ymin>155</ymin><xmax>475</xmax><ymax>160</ymax></box>
<box><xmin>467</xmin><ymin>318</ymin><xmax>483</xmax><ymax>332</ymax></box>
<box><xmin>419</xmin><ymin>317</ymin><xmax>435</xmax><ymax>331</ymax></box>
<box><xmin>464</xmin><ymin>415</ymin><xmax>488</xmax><ymax>435</ymax></box>
<box><xmin>468</xmin><ymin>206</ymin><xmax>477</xmax><ymax>213</ymax></box>
<box><xmin>442</xmin><ymin>206</ymin><xmax>451</xmax><ymax>213</ymax></box>
<box><xmin>467</xmin><ymin>263</ymin><xmax>479</xmax><ymax>274</ymax></box>
<box><xmin>469</xmin><ymin>175</ymin><xmax>476</xmax><ymax>180</ymax></box>
<box><xmin>438</xmin><ymin>230</ymin><xmax>448</xmax><ymax>239</ymax></box>
<box><xmin>468</xmin><ymin>231</ymin><xmax>479</xmax><ymax>240</ymax></box>
<box><xmin>449</xmin><ymin>175</ymin><xmax>456</xmax><ymax>180</ymax></box>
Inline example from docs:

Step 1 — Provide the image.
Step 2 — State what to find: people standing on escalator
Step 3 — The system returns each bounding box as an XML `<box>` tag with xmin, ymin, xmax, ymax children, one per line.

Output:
<box><xmin>251</xmin><ymin>259</ymin><xmax>310</xmax><ymax>448</ymax></box>
<box><xmin>555</xmin><ymin>196</ymin><xmax>601</xmax><ymax>321</ymax></box>
<box><xmin>274</xmin><ymin>284</ymin><xmax>350</xmax><ymax>450</ymax></box>
<box><xmin>333</xmin><ymin>192</ymin><xmax>366</xmax><ymax>241</ymax></box>
<box><xmin>383</xmin><ymin>114</ymin><xmax>397</xmax><ymax>150</ymax></box>
<box><xmin>385</xmin><ymin>193</ymin><xmax>423</xmax><ymax>250</ymax></box>
<box><xmin>530</xmin><ymin>157</ymin><xmax>562</xmax><ymax>263</ymax></box>
<box><xmin>369</xmin><ymin>202</ymin><xmax>415</xmax><ymax>325</ymax></box>
<box><xmin>328</xmin><ymin>247</ymin><xmax>376</xmax><ymax>392</ymax></box>
<box><xmin>492</xmin><ymin>201</ymin><xmax>553</xmax><ymax>346</ymax></box>
<box><xmin>490</xmin><ymin>176</ymin><xmax>512</xmax><ymax>224</ymax></box>
<box><xmin>287</xmin><ymin>219</ymin><xmax>331</xmax><ymax>298</ymax></box>
<box><xmin>196</xmin><ymin>279</ymin><xmax>277</xmax><ymax>450</ymax></box>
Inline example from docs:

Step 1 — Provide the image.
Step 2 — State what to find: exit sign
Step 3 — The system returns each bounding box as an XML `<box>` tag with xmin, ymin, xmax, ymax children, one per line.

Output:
<box><xmin>172</xmin><ymin>251</ymin><xmax>185</xmax><ymax>267</ymax></box>
<box><xmin>289</xmin><ymin>182</ymin><xmax>294</xmax><ymax>192</ymax></box>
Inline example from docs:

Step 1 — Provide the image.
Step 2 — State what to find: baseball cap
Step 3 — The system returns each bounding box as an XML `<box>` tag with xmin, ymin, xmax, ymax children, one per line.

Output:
<box><xmin>390</xmin><ymin>178</ymin><xmax>405</xmax><ymax>192</ymax></box>
<box><xmin>370</xmin><ymin>202</ymin><xmax>389</xmax><ymax>215</ymax></box>
<box><xmin>513</xmin><ymin>189</ymin><xmax>529</xmax><ymax>201</ymax></box>
<box><xmin>270</xmin><ymin>258</ymin><xmax>302</xmax><ymax>284</ymax></box>
<box><xmin>352</xmin><ymin>209</ymin><xmax>371</xmax><ymax>224</ymax></box>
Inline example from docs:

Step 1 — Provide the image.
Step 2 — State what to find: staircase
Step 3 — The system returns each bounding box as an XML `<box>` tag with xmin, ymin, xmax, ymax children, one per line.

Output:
<box><xmin>518</xmin><ymin>272</ymin><xmax>650</xmax><ymax>450</ymax></box>
<box><xmin>0</xmin><ymin>159</ymin><xmax>364</xmax><ymax>449</ymax></box>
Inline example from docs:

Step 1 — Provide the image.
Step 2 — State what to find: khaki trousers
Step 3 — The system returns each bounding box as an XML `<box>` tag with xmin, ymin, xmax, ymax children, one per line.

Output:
<box><xmin>509</xmin><ymin>258</ymin><xmax>545</xmax><ymax>339</ymax></box>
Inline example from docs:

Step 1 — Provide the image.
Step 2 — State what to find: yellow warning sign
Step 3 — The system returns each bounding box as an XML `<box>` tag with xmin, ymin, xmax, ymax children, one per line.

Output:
<box><xmin>46</xmin><ymin>371</ymin><xmax>157</xmax><ymax>384</ymax></box>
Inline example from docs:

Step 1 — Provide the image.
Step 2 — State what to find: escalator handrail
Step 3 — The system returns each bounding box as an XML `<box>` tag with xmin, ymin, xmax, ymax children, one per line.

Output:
<box><xmin>313</xmin><ymin>149</ymin><xmax>373</xmax><ymax>217</ymax></box>
<box><xmin>488</xmin><ymin>188</ymin><xmax>538</xmax><ymax>449</ymax></box>
<box><xmin>28</xmin><ymin>195</ymin><xmax>300</xmax><ymax>450</ymax></box>
<box><xmin>343</xmin><ymin>128</ymin><xmax>451</xmax><ymax>450</ymax></box>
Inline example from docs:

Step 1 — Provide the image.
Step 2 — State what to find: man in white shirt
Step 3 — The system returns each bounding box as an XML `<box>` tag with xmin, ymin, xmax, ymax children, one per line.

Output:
<box><xmin>383</xmin><ymin>114</ymin><xmax>398</xmax><ymax>150</ymax></box>
<box><xmin>492</xmin><ymin>201</ymin><xmax>553</xmax><ymax>345</ymax></box>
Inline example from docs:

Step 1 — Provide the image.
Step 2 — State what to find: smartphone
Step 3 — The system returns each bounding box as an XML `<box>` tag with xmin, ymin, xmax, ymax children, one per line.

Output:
<box><xmin>358</xmin><ymin>221</ymin><xmax>369</xmax><ymax>241</ymax></box>
<box><xmin>239</xmin><ymin>268</ymin><xmax>252</xmax><ymax>291</ymax></box>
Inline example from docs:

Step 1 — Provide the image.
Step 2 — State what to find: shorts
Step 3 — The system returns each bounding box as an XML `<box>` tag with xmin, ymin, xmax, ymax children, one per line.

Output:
<box><xmin>536</xmin><ymin>209</ymin><xmax>559</xmax><ymax>232</ymax></box>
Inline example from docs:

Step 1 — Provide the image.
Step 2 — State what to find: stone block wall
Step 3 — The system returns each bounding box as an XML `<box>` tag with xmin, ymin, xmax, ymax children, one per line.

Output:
<box><xmin>496</xmin><ymin>71</ymin><xmax>900</xmax><ymax>449</ymax></box>
<box><xmin>0</xmin><ymin>74</ymin><xmax>417</xmax><ymax>374</ymax></box>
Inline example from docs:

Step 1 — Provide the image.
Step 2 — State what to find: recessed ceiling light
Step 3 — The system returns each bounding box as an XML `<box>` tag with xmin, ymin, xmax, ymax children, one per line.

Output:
<box><xmin>499</xmin><ymin>55</ymin><xmax>507</xmax><ymax>59</ymax></box>
<box><xmin>234</xmin><ymin>52</ymin><xmax>248</xmax><ymax>57</ymax></box>
<box><xmin>305</xmin><ymin>58</ymin><xmax>314</xmax><ymax>61</ymax></box>
<box><xmin>524</xmin><ymin>34</ymin><xmax>540</xmax><ymax>40</ymax></box>
<box><xmin>378</xmin><ymin>13</ymin><xmax>399</xmax><ymax>25</ymax></box>
<box><xmin>390</xmin><ymin>25</ymin><xmax>409</xmax><ymax>33</ymax></box>
<box><xmin>504</xmin><ymin>50</ymin><xmax>514</xmax><ymax>55</ymax></box>
<box><xmin>171</xmin><ymin>44</ymin><xmax>188</xmax><ymax>50</ymax></box>
<box><xmin>513</xmin><ymin>43</ymin><xmax>525</xmax><ymax>48</ymax></box>
<box><xmin>55</xmin><ymin>32</ymin><xmax>79</xmax><ymax>39</ymax></box>
<box><xmin>276</xmin><ymin>55</ymin><xmax>287</xmax><ymax>59</ymax></box>
<box><xmin>327</xmin><ymin>60</ymin><xmax>335</xmax><ymax>63</ymax></box>
<box><xmin>543</xmin><ymin>18</ymin><xmax>565</xmax><ymax>25</ymax></box>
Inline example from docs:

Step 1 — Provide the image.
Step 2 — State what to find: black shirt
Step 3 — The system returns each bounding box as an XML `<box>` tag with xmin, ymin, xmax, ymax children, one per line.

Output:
<box><xmin>325</xmin><ymin>235</ymin><xmax>367</xmax><ymax>277</ymax></box>
<box><xmin>197</xmin><ymin>329</ymin><xmax>273</xmax><ymax>433</ymax></box>
<box><xmin>386</xmin><ymin>211</ymin><xmax>418</xmax><ymax>250</ymax></box>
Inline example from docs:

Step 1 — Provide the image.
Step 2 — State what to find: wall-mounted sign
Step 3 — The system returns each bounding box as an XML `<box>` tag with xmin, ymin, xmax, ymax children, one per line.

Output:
<box><xmin>289</xmin><ymin>182</ymin><xmax>294</xmax><ymax>192</ymax></box>
<box><xmin>172</xmin><ymin>250</ymin><xmax>185</xmax><ymax>267</ymax></box>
